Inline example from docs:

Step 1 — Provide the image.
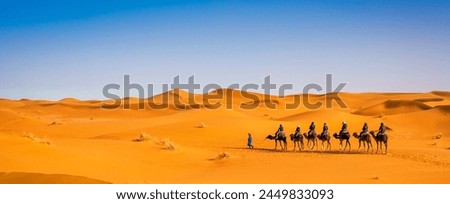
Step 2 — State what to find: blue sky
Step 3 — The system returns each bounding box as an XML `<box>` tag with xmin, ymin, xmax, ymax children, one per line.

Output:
<box><xmin>0</xmin><ymin>0</ymin><xmax>449</xmax><ymax>99</ymax></box>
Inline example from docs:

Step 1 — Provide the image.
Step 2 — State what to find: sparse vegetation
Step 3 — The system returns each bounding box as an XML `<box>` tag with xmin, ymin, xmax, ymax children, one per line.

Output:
<box><xmin>49</xmin><ymin>121</ymin><xmax>62</xmax><ymax>126</ymax></box>
<box><xmin>197</xmin><ymin>122</ymin><xmax>207</xmax><ymax>128</ymax></box>
<box><xmin>133</xmin><ymin>132</ymin><xmax>150</xmax><ymax>142</ymax></box>
<box><xmin>134</xmin><ymin>132</ymin><xmax>176</xmax><ymax>151</ymax></box>
<box><xmin>23</xmin><ymin>132</ymin><xmax>53</xmax><ymax>146</ymax></box>
<box><xmin>432</xmin><ymin>133</ymin><xmax>443</xmax><ymax>140</ymax></box>
<box><xmin>210</xmin><ymin>152</ymin><xmax>230</xmax><ymax>161</ymax></box>
<box><xmin>160</xmin><ymin>139</ymin><xmax>176</xmax><ymax>151</ymax></box>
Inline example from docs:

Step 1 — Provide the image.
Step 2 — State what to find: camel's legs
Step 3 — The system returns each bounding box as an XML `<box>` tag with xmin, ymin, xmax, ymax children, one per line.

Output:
<box><xmin>357</xmin><ymin>140</ymin><xmax>362</xmax><ymax>152</ymax></box>
<box><xmin>343</xmin><ymin>140</ymin><xmax>349</xmax><ymax>151</ymax></box>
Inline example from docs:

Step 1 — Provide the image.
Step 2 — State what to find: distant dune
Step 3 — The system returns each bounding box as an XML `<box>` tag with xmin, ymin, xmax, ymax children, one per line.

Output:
<box><xmin>353</xmin><ymin>99</ymin><xmax>432</xmax><ymax>116</ymax></box>
<box><xmin>0</xmin><ymin>90</ymin><xmax>449</xmax><ymax>184</ymax></box>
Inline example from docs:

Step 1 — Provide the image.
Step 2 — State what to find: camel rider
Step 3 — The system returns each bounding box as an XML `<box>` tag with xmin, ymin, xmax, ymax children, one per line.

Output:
<box><xmin>321</xmin><ymin>123</ymin><xmax>328</xmax><ymax>139</ymax></box>
<box><xmin>378</xmin><ymin>122</ymin><xmax>386</xmax><ymax>136</ymax></box>
<box><xmin>275</xmin><ymin>124</ymin><xmax>284</xmax><ymax>137</ymax></box>
<box><xmin>294</xmin><ymin>125</ymin><xmax>301</xmax><ymax>137</ymax></box>
<box><xmin>339</xmin><ymin>121</ymin><xmax>348</xmax><ymax>135</ymax></box>
<box><xmin>308</xmin><ymin>122</ymin><xmax>315</xmax><ymax>136</ymax></box>
<box><xmin>360</xmin><ymin>122</ymin><xmax>368</xmax><ymax>136</ymax></box>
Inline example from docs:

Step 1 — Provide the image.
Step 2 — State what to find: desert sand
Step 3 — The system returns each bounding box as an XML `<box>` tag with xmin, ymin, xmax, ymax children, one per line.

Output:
<box><xmin>1</xmin><ymin>90</ymin><xmax>449</xmax><ymax>184</ymax></box>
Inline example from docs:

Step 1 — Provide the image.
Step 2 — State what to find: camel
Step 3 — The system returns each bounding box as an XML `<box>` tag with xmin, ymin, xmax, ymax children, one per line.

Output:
<box><xmin>317</xmin><ymin>132</ymin><xmax>331</xmax><ymax>151</ymax></box>
<box><xmin>289</xmin><ymin>133</ymin><xmax>304</xmax><ymax>151</ymax></box>
<box><xmin>266</xmin><ymin>133</ymin><xmax>287</xmax><ymax>151</ymax></box>
<box><xmin>352</xmin><ymin>132</ymin><xmax>373</xmax><ymax>153</ymax></box>
<box><xmin>302</xmin><ymin>131</ymin><xmax>318</xmax><ymax>150</ymax></box>
<box><xmin>333</xmin><ymin>132</ymin><xmax>351</xmax><ymax>151</ymax></box>
<box><xmin>369</xmin><ymin>131</ymin><xmax>388</xmax><ymax>154</ymax></box>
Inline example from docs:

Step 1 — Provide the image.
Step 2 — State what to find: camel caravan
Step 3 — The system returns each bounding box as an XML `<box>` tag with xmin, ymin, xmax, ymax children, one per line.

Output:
<box><xmin>260</xmin><ymin>122</ymin><xmax>388</xmax><ymax>154</ymax></box>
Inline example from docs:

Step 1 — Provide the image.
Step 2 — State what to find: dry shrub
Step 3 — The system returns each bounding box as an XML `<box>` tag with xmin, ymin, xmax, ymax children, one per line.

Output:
<box><xmin>210</xmin><ymin>152</ymin><xmax>230</xmax><ymax>161</ymax></box>
<box><xmin>133</xmin><ymin>132</ymin><xmax>150</xmax><ymax>142</ymax></box>
<box><xmin>160</xmin><ymin>139</ymin><xmax>176</xmax><ymax>151</ymax></box>
<box><xmin>197</xmin><ymin>122</ymin><xmax>207</xmax><ymax>128</ymax></box>
<box><xmin>432</xmin><ymin>133</ymin><xmax>443</xmax><ymax>140</ymax></box>
<box><xmin>135</xmin><ymin>133</ymin><xmax>176</xmax><ymax>151</ymax></box>
<box><xmin>49</xmin><ymin>121</ymin><xmax>63</xmax><ymax>126</ymax></box>
<box><xmin>23</xmin><ymin>132</ymin><xmax>53</xmax><ymax>146</ymax></box>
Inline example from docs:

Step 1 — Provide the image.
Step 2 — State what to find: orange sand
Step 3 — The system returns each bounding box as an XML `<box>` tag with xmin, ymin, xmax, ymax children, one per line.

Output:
<box><xmin>1</xmin><ymin>90</ymin><xmax>449</xmax><ymax>183</ymax></box>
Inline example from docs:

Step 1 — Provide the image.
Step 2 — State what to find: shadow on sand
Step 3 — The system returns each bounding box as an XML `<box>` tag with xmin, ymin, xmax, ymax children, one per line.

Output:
<box><xmin>225</xmin><ymin>147</ymin><xmax>376</xmax><ymax>155</ymax></box>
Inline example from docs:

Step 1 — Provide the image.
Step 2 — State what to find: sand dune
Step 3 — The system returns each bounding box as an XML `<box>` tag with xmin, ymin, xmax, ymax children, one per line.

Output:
<box><xmin>431</xmin><ymin>91</ymin><xmax>450</xmax><ymax>98</ymax></box>
<box><xmin>0</xmin><ymin>90</ymin><xmax>449</xmax><ymax>183</ymax></box>
<box><xmin>353</xmin><ymin>99</ymin><xmax>432</xmax><ymax>116</ymax></box>
<box><xmin>0</xmin><ymin>172</ymin><xmax>110</xmax><ymax>184</ymax></box>
<box><xmin>434</xmin><ymin>105</ymin><xmax>450</xmax><ymax>113</ymax></box>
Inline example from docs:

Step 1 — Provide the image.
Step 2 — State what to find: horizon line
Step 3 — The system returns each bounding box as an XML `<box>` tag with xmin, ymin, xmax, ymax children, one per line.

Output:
<box><xmin>1</xmin><ymin>88</ymin><xmax>449</xmax><ymax>102</ymax></box>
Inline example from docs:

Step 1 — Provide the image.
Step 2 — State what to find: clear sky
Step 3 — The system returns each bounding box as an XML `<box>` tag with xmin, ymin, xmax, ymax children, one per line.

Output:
<box><xmin>0</xmin><ymin>0</ymin><xmax>449</xmax><ymax>100</ymax></box>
